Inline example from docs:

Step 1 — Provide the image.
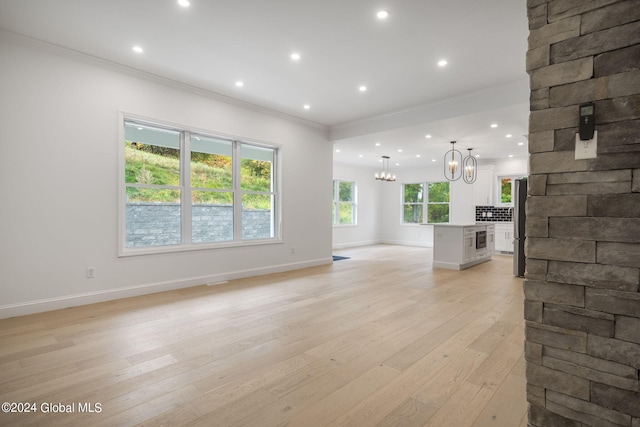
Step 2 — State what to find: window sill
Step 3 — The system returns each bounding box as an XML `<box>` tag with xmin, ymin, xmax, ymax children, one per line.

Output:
<box><xmin>119</xmin><ymin>238</ymin><xmax>283</xmax><ymax>257</ymax></box>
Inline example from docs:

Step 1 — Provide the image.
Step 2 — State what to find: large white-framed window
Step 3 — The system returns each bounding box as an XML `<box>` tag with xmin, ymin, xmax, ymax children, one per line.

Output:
<box><xmin>402</xmin><ymin>182</ymin><xmax>450</xmax><ymax>224</ymax></box>
<box><xmin>332</xmin><ymin>180</ymin><xmax>357</xmax><ymax>225</ymax></box>
<box><xmin>121</xmin><ymin>117</ymin><xmax>279</xmax><ymax>255</ymax></box>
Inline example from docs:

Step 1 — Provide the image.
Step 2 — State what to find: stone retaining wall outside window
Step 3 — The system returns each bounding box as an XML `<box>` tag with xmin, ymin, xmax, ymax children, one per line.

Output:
<box><xmin>126</xmin><ymin>203</ymin><xmax>271</xmax><ymax>247</ymax></box>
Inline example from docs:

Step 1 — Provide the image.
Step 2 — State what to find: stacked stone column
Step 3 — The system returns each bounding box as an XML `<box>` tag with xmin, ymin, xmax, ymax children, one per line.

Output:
<box><xmin>525</xmin><ymin>1</ymin><xmax>640</xmax><ymax>426</ymax></box>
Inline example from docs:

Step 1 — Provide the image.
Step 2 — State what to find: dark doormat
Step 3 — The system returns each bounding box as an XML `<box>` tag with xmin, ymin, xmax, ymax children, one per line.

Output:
<box><xmin>332</xmin><ymin>255</ymin><xmax>351</xmax><ymax>261</ymax></box>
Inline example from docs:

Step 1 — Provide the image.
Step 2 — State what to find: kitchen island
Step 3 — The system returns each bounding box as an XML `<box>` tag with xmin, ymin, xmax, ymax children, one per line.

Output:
<box><xmin>431</xmin><ymin>224</ymin><xmax>494</xmax><ymax>270</ymax></box>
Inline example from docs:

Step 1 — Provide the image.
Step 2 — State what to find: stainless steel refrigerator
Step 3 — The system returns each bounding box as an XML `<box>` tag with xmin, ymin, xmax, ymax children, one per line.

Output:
<box><xmin>513</xmin><ymin>178</ymin><xmax>527</xmax><ymax>277</ymax></box>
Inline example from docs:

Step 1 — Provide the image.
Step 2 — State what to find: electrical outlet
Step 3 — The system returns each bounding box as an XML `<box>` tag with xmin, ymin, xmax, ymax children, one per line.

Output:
<box><xmin>575</xmin><ymin>131</ymin><xmax>597</xmax><ymax>159</ymax></box>
<box><xmin>86</xmin><ymin>267</ymin><xmax>95</xmax><ymax>278</ymax></box>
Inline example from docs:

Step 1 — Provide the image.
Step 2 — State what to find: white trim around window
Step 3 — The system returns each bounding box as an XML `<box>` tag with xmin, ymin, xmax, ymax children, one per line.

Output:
<box><xmin>401</xmin><ymin>181</ymin><xmax>450</xmax><ymax>224</ymax></box>
<box><xmin>118</xmin><ymin>113</ymin><xmax>282</xmax><ymax>256</ymax></box>
<box><xmin>332</xmin><ymin>179</ymin><xmax>357</xmax><ymax>226</ymax></box>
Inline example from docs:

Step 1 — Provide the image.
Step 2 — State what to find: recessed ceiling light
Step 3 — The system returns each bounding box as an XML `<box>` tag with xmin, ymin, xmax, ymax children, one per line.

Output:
<box><xmin>377</xmin><ymin>10</ymin><xmax>389</xmax><ymax>19</ymax></box>
<box><xmin>303</xmin><ymin>104</ymin><xmax>310</xmax><ymax>110</ymax></box>
<box><xmin>432</xmin><ymin>159</ymin><xmax>437</xmax><ymax>162</ymax></box>
<box><xmin>375</xmin><ymin>142</ymin><xmax>381</xmax><ymax>146</ymax></box>
<box><xmin>491</xmin><ymin>123</ymin><xmax>498</xmax><ymax>128</ymax></box>
<box><xmin>359</xmin><ymin>154</ymin><xmax>364</xmax><ymax>158</ymax></box>
<box><xmin>177</xmin><ymin>0</ymin><xmax>190</xmax><ymax>7</ymax></box>
<box><xmin>437</xmin><ymin>59</ymin><xmax>448</xmax><ymax>67</ymax></box>
<box><xmin>235</xmin><ymin>81</ymin><xmax>244</xmax><ymax>87</ymax></box>
<box><xmin>475</xmin><ymin>154</ymin><xmax>480</xmax><ymax>158</ymax></box>
<box><xmin>397</xmin><ymin>149</ymin><xmax>403</xmax><ymax>152</ymax></box>
<box><xmin>132</xmin><ymin>46</ymin><xmax>144</xmax><ymax>53</ymax></box>
<box><xmin>290</xmin><ymin>52</ymin><xmax>301</xmax><ymax>61</ymax></box>
<box><xmin>425</xmin><ymin>134</ymin><xmax>432</xmax><ymax>139</ymax></box>
<box><xmin>359</xmin><ymin>85</ymin><xmax>367</xmax><ymax>92</ymax></box>
<box><xmin>416</xmin><ymin>154</ymin><xmax>421</xmax><ymax>158</ymax></box>
<box><xmin>518</xmin><ymin>142</ymin><xmax>524</xmax><ymax>146</ymax></box>
<box><xmin>506</xmin><ymin>134</ymin><xmax>513</xmax><ymax>138</ymax></box>
<box><xmin>508</xmin><ymin>154</ymin><xmax>514</xmax><ymax>158</ymax></box>
<box><xmin>395</xmin><ymin>163</ymin><xmax>400</xmax><ymax>166</ymax></box>
<box><xmin>336</xmin><ymin>149</ymin><xmax>341</xmax><ymax>153</ymax></box>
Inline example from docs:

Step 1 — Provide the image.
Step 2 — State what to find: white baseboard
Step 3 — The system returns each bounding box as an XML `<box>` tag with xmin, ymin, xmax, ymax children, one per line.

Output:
<box><xmin>433</xmin><ymin>261</ymin><xmax>463</xmax><ymax>270</ymax></box>
<box><xmin>379</xmin><ymin>239</ymin><xmax>433</xmax><ymax>248</ymax></box>
<box><xmin>434</xmin><ymin>256</ymin><xmax>491</xmax><ymax>270</ymax></box>
<box><xmin>332</xmin><ymin>240</ymin><xmax>380</xmax><ymax>250</ymax></box>
<box><xmin>333</xmin><ymin>240</ymin><xmax>433</xmax><ymax>250</ymax></box>
<box><xmin>0</xmin><ymin>257</ymin><xmax>332</xmax><ymax>319</ymax></box>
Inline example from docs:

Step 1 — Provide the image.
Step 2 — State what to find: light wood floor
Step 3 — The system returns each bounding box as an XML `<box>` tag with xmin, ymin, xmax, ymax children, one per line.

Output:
<box><xmin>0</xmin><ymin>245</ymin><xmax>527</xmax><ymax>427</ymax></box>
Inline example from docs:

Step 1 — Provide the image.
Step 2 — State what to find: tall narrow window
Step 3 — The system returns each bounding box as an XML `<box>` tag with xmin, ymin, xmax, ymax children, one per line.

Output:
<box><xmin>122</xmin><ymin>117</ymin><xmax>279</xmax><ymax>254</ymax></box>
<box><xmin>332</xmin><ymin>180</ymin><xmax>356</xmax><ymax>225</ymax></box>
<box><xmin>403</xmin><ymin>183</ymin><xmax>424</xmax><ymax>224</ymax></box>
<box><xmin>124</xmin><ymin>123</ymin><xmax>182</xmax><ymax>248</ymax></box>
<box><xmin>426</xmin><ymin>182</ymin><xmax>450</xmax><ymax>223</ymax></box>
<box><xmin>500</xmin><ymin>177</ymin><xmax>514</xmax><ymax>204</ymax></box>
<box><xmin>191</xmin><ymin>135</ymin><xmax>234</xmax><ymax>243</ymax></box>
<box><xmin>241</xmin><ymin>144</ymin><xmax>276</xmax><ymax>239</ymax></box>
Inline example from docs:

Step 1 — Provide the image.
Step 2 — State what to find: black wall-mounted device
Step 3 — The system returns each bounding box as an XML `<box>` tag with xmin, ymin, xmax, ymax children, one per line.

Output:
<box><xmin>579</xmin><ymin>102</ymin><xmax>595</xmax><ymax>140</ymax></box>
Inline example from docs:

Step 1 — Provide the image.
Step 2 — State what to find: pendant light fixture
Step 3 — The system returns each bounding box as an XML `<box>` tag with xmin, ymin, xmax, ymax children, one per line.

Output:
<box><xmin>375</xmin><ymin>156</ymin><xmax>396</xmax><ymax>181</ymax></box>
<box><xmin>463</xmin><ymin>148</ymin><xmax>478</xmax><ymax>184</ymax></box>
<box><xmin>443</xmin><ymin>141</ymin><xmax>462</xmax><ymax>181</ymax></box>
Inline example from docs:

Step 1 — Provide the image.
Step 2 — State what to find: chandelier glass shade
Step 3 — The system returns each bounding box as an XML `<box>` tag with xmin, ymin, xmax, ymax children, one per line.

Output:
<box><xmin>463</xmin><ymin>148</ymin><xmax>478</xmax><ymax>184</ymax></box>
<box><xmin>375</xmin><ymin>156</ymin><xmax>396</xmax><ymax>181</ymax></box>
<box><xmin>443</xmin><ymin>141</ymin><xmax>462</xmax><ymax>181</ymax></box>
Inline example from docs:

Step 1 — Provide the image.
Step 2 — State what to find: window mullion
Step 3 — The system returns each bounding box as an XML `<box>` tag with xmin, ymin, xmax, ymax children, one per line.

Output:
<box><xmin>273</xmin><ymin>148</ymin><xmax>279</xmax><ymax>238</ymax></box>
<box><xmin>182</xmin><ymin>131</ymin><xmax>192</xmax><ymax>244</ymax></box>
<box><xmin>336</xmin><ymin>180</ymin><xmax>342</xmax><ymax>224</ymax></box>
<box><xmin>337</xmin><ymin>180</ymin><xmax>340</xmax><ymax>224</ymax></box>
<box><xmin>233</xmin><ymin>141</ymin><xmax>242</xmax><ymax>241</ymax></box>
<box><xmin>351</xmin><ymin>184</ymin><xmax>357</xmax><ymax>224</ymax></box>
<box><xmin>423</xmin><ymin>182</ymin><xmax>428</xmax><ymax>223</ymax></box>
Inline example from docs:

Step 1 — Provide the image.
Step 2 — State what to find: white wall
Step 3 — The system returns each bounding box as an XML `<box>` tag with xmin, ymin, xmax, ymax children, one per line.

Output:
<box><xmin>332</xmin><ymin>162</ymin><xmax>380</xmax><ymax>248</ymax></box>
<box><xmin>0</xmin><ymin>37</ymin><xmax>333</xmax><ymax>317</ymax></box>
<box><xmin>490</xmin><ymin>157</ymin><xmax>529</xmax><ymax>178</ymax></box>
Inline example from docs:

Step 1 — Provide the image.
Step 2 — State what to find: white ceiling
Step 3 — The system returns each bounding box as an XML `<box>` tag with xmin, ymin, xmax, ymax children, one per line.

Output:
<box><xmin>0</xmin><ymin>0</ymin><xmax>531</xmax><ymax>168</ymax></box>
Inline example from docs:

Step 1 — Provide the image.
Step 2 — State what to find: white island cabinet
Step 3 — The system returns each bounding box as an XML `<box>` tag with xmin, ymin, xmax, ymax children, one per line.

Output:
<box><xmin>432</xmin><ymin>224</ymin><xmax>494</xmax><ymax>270</ymax></box>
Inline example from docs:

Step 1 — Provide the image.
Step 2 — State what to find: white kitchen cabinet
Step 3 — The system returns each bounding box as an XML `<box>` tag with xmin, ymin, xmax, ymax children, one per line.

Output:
<box><xmin>487</xmin><ymin>224</ymin><xmax>495</xmax><ymax>255</ymax></box>
<box><xmin>494</xmin><ymin>223</ymin><xmax>514</xmax><ymax>253</ymax></box>
<box><xmin>463</xmin><ymin>227</ymin><xmax>477</xmax><ymax>263</ymax></box>
<box><xmin>474</xmin><ymin>168</ymin><xmax>494</xmax><ymax>206</ymax></box>
<box><xmin>433</xmin><ymin>224</ymin><xmax>493</xmax><ymax>270</ymax></box>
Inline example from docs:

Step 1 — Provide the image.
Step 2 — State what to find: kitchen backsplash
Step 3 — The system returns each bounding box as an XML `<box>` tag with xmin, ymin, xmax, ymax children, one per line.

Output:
<box><xmin>476</xmin><ymin>206</ymin><xmax>513</xmax><ymax>222</ymax></box>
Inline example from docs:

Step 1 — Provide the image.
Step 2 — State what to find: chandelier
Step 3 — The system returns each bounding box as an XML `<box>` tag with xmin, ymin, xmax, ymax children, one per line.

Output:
<box><xmin>443</xmin><ymin>141</ymin><xmax>462</xmax><ymax>181</ymax></box>
<box><xmin>375</xmin><ymin>156</ymin><xmax>396</xmax><ymax>181</ymax></box>
<box><xmin>463</xmin><ymin>148</ymin><xmax>477</xmax><ymax>184</ymax></box>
